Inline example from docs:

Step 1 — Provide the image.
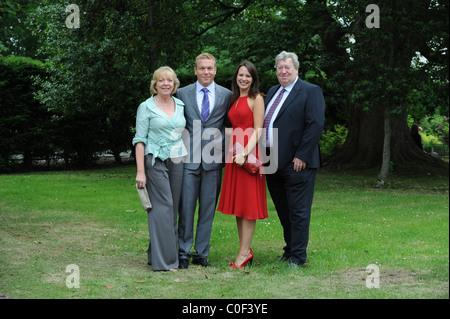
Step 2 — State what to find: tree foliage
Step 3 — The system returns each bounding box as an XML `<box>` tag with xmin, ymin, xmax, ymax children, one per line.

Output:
<box><xmin>328</xmin><ymin>0</ymin><xmax>448</xmax><ymax>177</ymax></box>
<box><xmin>0</xmin><ymin>0</ymin><xmax>41</xmax><ymax>57</ymax></box>
<box><xmin>1</xmin><ymin>0</ymin><xmax>448</xmax><ymax>175</ymax></box>
<box><xmin>29</xmin><ymin>0</ymin><xmax>252</xmax><ymax>166</ymax></box>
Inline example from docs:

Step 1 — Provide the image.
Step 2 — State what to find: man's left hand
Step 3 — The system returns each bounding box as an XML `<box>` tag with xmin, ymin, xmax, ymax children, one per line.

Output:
<box><xmin>293</xmin><ymin>157</ymin><xmax>306</xmax><ymax>172</ymax></box>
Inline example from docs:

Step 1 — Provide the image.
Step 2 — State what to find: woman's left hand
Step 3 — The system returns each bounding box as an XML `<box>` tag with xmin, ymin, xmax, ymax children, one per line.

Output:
<box><xmin>233</xmin><ymin>154</ymin><xmax>246</xmax><ymax>167</ymax></box>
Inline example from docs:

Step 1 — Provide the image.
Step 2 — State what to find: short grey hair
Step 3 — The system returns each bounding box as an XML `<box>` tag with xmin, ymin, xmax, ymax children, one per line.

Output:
<box><xmin>274</xmin><ymin>51</ymin><xmax>300</xmax><ymax>69</ymax></box>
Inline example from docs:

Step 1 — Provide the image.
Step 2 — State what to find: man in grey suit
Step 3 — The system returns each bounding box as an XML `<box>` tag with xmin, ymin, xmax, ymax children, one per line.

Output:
<box><xmin>177</xmin><ymin>53</ymin><xmax>232</xmax><ymax>268</ymax></box>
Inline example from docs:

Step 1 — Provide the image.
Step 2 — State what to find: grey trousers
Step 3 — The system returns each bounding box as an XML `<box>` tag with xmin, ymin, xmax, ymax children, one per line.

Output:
<box><xmin>178</xmin><ymin>166</ymin><xmax>222</xmax><ymax>260</ymax></box>
<box><xmin>145</xmin><ymin>154</ymin><xmax>183</xmax><ymax>271</ymax></box>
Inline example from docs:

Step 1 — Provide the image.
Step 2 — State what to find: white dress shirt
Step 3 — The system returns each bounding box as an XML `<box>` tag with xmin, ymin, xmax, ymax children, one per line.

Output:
<box><xmin>196</xmin><ymin>81</ymin><xmax>216</xmax><ymax>115</ymax></box>
<box><xmin>264</xmin><ymin>77</ymin><xmax>299</xmax><ymax>147</ymax></box>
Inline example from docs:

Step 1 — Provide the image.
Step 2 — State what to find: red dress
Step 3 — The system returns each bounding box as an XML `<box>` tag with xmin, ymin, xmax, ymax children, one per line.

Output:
<box><xmin>217</xmin><ymin>96</ymin><xmax>268</xmax><ymax>220</ymax></box>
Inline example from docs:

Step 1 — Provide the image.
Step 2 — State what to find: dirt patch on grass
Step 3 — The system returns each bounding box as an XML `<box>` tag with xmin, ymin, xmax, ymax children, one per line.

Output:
<box><xmin>0</xmin><ymin>209</ymin><xmax>118</xmax><ymax>271</ymax></box>
<box><xmin>330</xmin><ymin>267</ymin><xmax>448</xmax><ymax>297</ymax></box>
<box><xmin>338</xmin><ymin>267</ymin><xmax>420</xmax><ymax>286</ymax></box>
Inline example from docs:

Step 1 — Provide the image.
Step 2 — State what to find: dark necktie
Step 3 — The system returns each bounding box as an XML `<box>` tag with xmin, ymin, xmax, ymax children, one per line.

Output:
<box><xmin>263</xmin><ymin>88</ymin><xmax>286</xmax><ymax>141</ymax></box>
<box><xmin>201</xmin><ymin>88</ymin><xmax>210</xmax><ymax>122</ymax></box>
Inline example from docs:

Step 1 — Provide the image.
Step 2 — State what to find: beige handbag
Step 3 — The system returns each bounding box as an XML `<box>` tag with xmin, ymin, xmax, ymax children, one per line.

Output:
<box><xmin>136</xmin><ymin>184</ymin><xmax>152</xmax><ymax>211</ymax></box>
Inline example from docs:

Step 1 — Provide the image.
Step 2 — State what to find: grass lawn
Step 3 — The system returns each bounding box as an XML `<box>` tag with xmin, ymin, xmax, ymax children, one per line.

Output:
<box><xmin>0</xmin><ymin>165</ymin><xmax>448</xmax><ymax>300</ymax></box>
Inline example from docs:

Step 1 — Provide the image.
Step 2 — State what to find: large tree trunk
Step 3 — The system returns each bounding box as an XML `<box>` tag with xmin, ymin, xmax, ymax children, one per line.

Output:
<box><xmin>326</xmin><ymin>104</ymin><xmax>448</xmax><ymax>177</ymax></box>
<box><xmin>390</xmin><ymin>109</ymin><xmax>448</xmax><ymax>176</ymax></box>
<box><xmin>146</xmin><ymin>0</ymin><xmax>162</xmax><ymax>72</ymax></box>
<box><xmin>327</xmin><ymin>103</ymin><xmax>383</xmax><ymax>169</ymax></box>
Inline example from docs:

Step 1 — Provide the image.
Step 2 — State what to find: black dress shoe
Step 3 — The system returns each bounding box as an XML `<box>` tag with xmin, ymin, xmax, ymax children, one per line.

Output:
<box><xmin>179</xmin><ymin>258</ymin><xmax>189</xmax><ymax>269</ymax></box>
<box><xmin>192</xmin><ymin>257</ymin><xmax>211</xmax><ymax>267</ymax></box>
<box><xmin>278</xmin><ymin>253</ymin><xmax>290</xmax><ymax>262</ymax></box>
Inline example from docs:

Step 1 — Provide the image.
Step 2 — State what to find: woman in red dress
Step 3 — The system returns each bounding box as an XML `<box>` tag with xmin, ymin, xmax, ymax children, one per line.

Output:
<box><xmin>217</xmin><ymin>61</ymin><xmax>268</xmax><ymax>268</ymax></box>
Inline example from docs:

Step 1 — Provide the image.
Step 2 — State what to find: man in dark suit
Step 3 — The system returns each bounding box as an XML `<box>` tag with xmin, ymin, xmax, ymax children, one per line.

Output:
<box><xmin>264</xmin><ymin>51</ymin><xmax>325</xmax><ymax>268</ymax></box>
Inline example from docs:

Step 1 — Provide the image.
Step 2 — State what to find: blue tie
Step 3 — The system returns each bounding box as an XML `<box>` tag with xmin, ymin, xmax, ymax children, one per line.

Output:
<box><xmin>201</xmin><ymin>87</ymin><xmax>210</xmax><ymax>122</ymax></box>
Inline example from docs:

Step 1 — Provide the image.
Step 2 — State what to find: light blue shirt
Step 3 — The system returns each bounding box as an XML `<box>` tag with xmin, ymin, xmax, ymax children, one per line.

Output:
<box><xmin>196</xmin><ymin>81</ymin><xmax>216</xmax><ymax>115</ymax></box>
<box><xmin>132</xmin><ymin>96</ymin><xmax>187</xmax><ymax>164</ymax></box>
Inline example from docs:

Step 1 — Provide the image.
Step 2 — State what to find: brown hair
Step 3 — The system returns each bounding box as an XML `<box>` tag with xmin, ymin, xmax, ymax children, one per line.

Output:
<box><xmin>231</xmin><ymin>60</ymin><xmax>261</xmax><ymax>103</ymax></box>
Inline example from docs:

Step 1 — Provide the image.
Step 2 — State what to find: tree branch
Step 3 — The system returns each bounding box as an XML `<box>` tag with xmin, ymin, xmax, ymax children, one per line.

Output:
<box><xmin>189</xmin><ymin>0</ymin><xmax>252</xmax><ymax>39</ymax></box>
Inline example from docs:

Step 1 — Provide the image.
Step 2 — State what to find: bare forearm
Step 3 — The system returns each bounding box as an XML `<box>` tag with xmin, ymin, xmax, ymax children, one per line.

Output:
<box><xmin>135</xmin><ymin>142</ymin><xmax>146</xmax><ymax>188</ymax></box>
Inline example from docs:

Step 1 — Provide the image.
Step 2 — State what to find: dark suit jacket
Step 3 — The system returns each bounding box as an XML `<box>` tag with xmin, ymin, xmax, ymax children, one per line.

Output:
<box><xmin>265</xmin><ymin>78</ymin><xmax>325</xmax><ymax>170</ymax></box>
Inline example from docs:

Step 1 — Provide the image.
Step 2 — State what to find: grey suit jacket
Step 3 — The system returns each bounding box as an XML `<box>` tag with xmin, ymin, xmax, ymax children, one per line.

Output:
<box><xmin>177</xmin><ymin>82</ymin><xmax>232</xmax><ymax>171</ymax></box>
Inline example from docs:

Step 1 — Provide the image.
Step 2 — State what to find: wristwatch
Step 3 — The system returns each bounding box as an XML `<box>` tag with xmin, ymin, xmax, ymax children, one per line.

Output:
<box><xmin>241</xmin><ymin>151</ymin><xmax>247</xmax><ymax>158</ymax></box>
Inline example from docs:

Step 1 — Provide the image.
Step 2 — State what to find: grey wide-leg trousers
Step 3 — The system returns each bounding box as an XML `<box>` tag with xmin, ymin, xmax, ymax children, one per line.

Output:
<box><xmin>145</xmin><ymin>154</ymin><xmax>183</xmax><ymax>271</ymax></box>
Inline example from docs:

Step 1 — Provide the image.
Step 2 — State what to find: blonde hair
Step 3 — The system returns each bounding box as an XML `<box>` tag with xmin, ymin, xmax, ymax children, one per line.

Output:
<box><xmin>150</xmin><ymin>66</ymin><xmax>180</xmax><ymax>95</ymax></box>
<box><xmin>195</xmin><ymin>52</ymin><xmax>216</xmax><ymax>67</ymax></box>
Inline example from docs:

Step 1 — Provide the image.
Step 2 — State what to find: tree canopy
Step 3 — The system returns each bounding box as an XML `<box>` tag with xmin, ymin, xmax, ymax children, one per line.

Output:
<box><xmin>1</xmin><ymin>0</ymin><xmax>448</xmax><ymax>178</ymax></box>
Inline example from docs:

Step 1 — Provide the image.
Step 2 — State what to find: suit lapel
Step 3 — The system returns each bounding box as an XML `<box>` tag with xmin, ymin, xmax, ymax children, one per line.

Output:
<box><xmin>265</xmin><ymin>85</ymin><xmax>281</xmax><ymax>108</ymax></box>
<box><xmin>210</xmin><ymin>85</ymin><xmax>226</xmax><ymax>118</ymax></box>
<box><xmin>188</xmin><ymin>84</ymin><xmax>202</xmax><ymax>119</ymax></box>
<box><xmin>275</xmin><ymin>79</ymin><xmax>302</xmax><ymax>120</ymax></box>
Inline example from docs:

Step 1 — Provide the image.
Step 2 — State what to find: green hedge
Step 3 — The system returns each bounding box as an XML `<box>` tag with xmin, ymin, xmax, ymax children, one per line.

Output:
<box><xmin>0</xmin><ymin>55</ymin><xmax>50</xmax><ymax>171</ymax></box>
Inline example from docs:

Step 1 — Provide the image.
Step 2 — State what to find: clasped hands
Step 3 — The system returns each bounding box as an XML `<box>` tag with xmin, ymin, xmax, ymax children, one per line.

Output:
<box><xmin>233</xmin><ymin>155</ymin><xmax>306</xmax><ymax>172</ymax></box>
<box><xmin>232</xmin><ymin>153</ymin><xmax>246</xmax><ymax>167</ymax></box>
